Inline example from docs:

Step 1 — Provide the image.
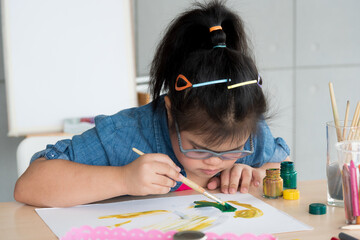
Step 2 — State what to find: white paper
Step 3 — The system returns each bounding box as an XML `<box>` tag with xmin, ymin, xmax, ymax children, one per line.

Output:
<box><xmin>35</xmin><ymin>193</ymin><xmax>312</xmax><ymax>238</ymax></box>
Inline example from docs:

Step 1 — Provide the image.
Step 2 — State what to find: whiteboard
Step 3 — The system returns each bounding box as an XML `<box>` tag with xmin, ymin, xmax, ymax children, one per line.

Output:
<box><xmin>1</xmin><ymin>0</ymin><xmax>137</xmax><ymax>136</ymax></box>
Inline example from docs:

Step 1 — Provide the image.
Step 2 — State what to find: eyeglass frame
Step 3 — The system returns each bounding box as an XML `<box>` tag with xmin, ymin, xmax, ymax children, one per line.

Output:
<box><xmin>174</xmin><ymin>121</ymin><xmax>254</xmax><ymax>160</ymax></box>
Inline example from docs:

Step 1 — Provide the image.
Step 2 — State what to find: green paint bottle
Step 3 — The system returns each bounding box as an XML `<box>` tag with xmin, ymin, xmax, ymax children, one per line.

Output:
<box><xmin>280</xmin><ymin>161</ymin><xmax>297</xmax><ymax>189</ymax></box>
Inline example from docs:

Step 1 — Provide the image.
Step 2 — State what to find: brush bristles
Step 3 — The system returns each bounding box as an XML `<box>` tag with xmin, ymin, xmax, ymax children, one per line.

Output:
<box><xmin>224</xmin><ymin>202</ymin><xmax>237</xmax><ymax>212</ymax></box>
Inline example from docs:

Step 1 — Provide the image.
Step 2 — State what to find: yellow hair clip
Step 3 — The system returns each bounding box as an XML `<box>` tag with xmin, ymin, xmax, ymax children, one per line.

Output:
<box><xmin>227</xmin><ymin>75</ymin><xmax>262</xmax><ymax>89</ymax></box>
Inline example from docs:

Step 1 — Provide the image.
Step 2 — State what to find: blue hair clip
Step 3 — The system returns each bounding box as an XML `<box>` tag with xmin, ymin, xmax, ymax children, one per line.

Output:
<box><xmin>213</xmin><ymin>43</ymin><xmax>226</xmax><ymax>48</ymax></box>
<box><xmin>192</xmin><ymin>79</ymin><xmax>228</xmax><ymax>88</ymax></box>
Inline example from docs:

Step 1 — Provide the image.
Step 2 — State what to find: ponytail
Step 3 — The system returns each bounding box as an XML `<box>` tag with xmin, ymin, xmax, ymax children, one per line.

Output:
<box><xmin>209</xmin><ymin>25</ymin><xmax>226</xmax><ymax>48</ymax></box>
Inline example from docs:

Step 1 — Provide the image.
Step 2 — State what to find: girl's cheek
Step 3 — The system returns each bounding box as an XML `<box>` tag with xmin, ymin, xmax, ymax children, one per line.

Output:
<box><xmin>226</xmin><ymin>160</ymin><xmax>238</xmax><ymax>168</ymax></box>
<box><xmin>176</xmin><ymin>155</ymin><xmax>193</xmax><ymax>168</ymax></box>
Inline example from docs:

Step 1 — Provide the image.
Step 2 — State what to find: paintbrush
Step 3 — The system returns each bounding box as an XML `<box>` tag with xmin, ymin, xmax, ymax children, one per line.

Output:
<box><xmin>329</xmin><ymin>82</ymin><xmax>342</xmax><ymax>141</ymax></box>
<box><xmin>132</xmin><ymin>147</ymin><xmax>236</xmax><ymax>212</ymax></box>
<box><xmin>341</xmin><ymin>224</ymin><xmax>360</xmax><ymax>230</ymax></box>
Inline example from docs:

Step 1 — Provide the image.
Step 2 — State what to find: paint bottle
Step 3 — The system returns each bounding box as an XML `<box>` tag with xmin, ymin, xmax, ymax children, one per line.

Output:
<box><xmin>280</xmin><ymin>161</ymin><xmax>297</xmax><ymax>189</ymax></box>
<box><xmin>263</xmin><ymin>168</ymin><xmax>283</xmax><ymax>199</ymax></box>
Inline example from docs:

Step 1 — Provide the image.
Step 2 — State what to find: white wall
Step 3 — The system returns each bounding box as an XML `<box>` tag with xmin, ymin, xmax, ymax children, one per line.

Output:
<box><xmin>0</xmin><ymin>1</ymin><xmax>24</xmax><ymax>202</ymax></box>
<box><xmin>0</xmin><ymin>0</ymin><xmax>359</xmax><ymax>202</ymax></box>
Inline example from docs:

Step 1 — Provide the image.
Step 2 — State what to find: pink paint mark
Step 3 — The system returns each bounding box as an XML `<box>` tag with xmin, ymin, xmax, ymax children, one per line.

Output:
<box><xmin>176</xmin><ymin>183</ymin><xmax>192</xmax><ymax>191</ymax></box>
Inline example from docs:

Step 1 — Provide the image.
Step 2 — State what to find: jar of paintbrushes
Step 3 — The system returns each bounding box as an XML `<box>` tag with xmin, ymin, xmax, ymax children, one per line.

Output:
<box><xmin>326</xmin><ymin>120</ymin><xmax>360</xmax><ymax>207</ymax></box>
<box><xmin>328</xmin><ymin>82</ymin><xmax>360</xmax><ymax>225</ymax></box>
<box><xmin>336</xmin><ymin>141</ymin><xmax>360</xmax><ymax>225</ymax></box>
<box><xmin>327</xmin><ymin>83</ymin><xmax>360</xmax><ymax>207</ymax></box>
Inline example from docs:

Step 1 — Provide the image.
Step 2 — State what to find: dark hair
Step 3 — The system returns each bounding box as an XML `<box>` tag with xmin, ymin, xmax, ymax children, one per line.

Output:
<box><xmin>149</xmin><ymin>0</ymin><xmax>267</xmax><ymax>146</ymax></box>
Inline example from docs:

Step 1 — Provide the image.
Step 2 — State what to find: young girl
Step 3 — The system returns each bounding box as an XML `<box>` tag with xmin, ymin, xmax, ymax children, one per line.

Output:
<box><xmin>14</xmin><ymin>0</ymin><xmax>290</xmax><ymax>207</ymax></box>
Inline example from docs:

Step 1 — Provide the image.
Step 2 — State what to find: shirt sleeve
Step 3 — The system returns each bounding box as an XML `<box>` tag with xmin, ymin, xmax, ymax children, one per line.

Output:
<box><xmin>30</xmin><ymin>139</ymin><xmax>73</xmax><ymax>163</ymax></box>
<box><xmin>30</xmin><ymin>115</ymin><xmax>113</xmax><ymax>166</ymax></box>
<box><xmin>236</xmin><ymin>120</ymin><xmax>290</xmax><ymax>168</ymax></box>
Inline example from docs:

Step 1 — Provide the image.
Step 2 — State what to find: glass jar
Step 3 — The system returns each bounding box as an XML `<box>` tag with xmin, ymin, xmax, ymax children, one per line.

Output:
<box><xmin>280</xmin><ymin>161</ymin><xmax>297</xmax><ymax>189</ymax></box>
<box><xmin>263</xmin><ymin>168</ymin><xmax>283</xmax><ymax>199</ymax></box>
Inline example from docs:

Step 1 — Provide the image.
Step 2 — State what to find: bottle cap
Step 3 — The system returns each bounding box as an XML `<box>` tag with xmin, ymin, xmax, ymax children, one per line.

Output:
<box><xmin>173</xmin><ymin>231</ymin><xmax>207</xmax><ymax>240</ymax></box>
<box><xmin>280</xmin><ymin>161</ymin><xmax>294</xmax><ymax>172</ymax></box>
<box><xmin>283</xmin><ymin>189</ymin><xmax>300</xmax><ymax>200</ymax></box>
<box><xmin>309</xmin><ymin>203</ymin><xmax>326</xmax><ymax>215</ymax></box>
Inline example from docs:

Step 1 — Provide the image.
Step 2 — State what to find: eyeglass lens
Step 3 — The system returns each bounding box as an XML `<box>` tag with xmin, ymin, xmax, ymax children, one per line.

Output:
<box><xmin>185</xmin><ymin>151</ymin><xmax>250</xmax><ymax>160</ymax></box>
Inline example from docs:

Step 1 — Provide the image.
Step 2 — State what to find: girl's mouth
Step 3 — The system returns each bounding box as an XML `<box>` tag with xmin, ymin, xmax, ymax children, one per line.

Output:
<box><xmin>200</xmin><ymin>169</ymin><xmax>220</xmax><ymax>175</ymax></box>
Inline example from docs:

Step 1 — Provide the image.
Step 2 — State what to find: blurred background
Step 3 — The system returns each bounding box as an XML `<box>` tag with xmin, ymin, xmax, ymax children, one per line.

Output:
<box><xmin>1</xmin><ymin>0</ymin><xmax>360</xmax><ymax>202</ymax></box>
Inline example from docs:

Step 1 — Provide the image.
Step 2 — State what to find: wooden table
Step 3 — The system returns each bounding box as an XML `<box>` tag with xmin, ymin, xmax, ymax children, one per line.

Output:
<box><xmin>1</xmin><ymin>180</ymin><xmax>358</xmax><ymax>239</ymax></box>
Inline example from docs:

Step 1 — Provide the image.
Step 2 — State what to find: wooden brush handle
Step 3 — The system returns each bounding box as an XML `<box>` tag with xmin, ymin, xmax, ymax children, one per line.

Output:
<box><xmin>329</xmin><ymin>82</ymin><xmax>342</xmax><ymax>141</ymax></box>
<box><xmin>181</xmin><ymin>176</ymin><xmax>205</xmax><ymax>193</ymax></box>
<box><xmin>181</xmin><ymin>176</ymin><xmax>225</xmax><ymax>205</ymax></box>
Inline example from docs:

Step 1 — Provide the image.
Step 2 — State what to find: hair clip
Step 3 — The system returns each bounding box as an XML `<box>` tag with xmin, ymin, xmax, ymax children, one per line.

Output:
<box><xmin>175</xmin><ymin>74</ymin><xmax>262</xmax><ymax>91</ymax></box>
<box><xmin>213</xmin><ymin>43</ymin><xmax>226</xmax><ymax>48</ymax></box>
<box><xmin>175</xmin><ymin>74</ymin><xmax>228</xmax><ymax>91</ymax></box>
<box><xmin>209</xmin><ymin>25</ymin><xmax>222</xmax><ymax>32</ymax></box>
<box><xmin>227</xmin><ymin>74</ymin><xmax>263</xmax><ymax>89</ymax></box>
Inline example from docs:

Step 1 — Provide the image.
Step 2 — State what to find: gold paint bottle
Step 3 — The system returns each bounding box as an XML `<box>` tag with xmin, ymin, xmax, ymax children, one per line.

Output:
<box><xmin>263</xmin><ymin>168</ymin><xmax>283</xmax><ymax>199</ymax></box>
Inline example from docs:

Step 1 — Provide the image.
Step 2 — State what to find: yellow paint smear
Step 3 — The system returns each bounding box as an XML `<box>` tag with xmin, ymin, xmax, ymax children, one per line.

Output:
<box><xmin>186</xmin><ymin>217</ymin><xmax>215</xmax><ymax>231</ymax></box>
<box><xmin>228</xmin><ymin>200</ymin><xmax>263</xmax><ymax>218</ymax></box>
<box><xmin>99</xmin><ymin>200</ymin><xmax>263</xmax><ymax>232</ymax></box>
<box><xmin>107</xmin><ymin>220</ymin><xmax>132</xmax><ymax>228</ymax></box>
<box><xmin>99</xmin><ymin>210</ymin><xmax>170</xmax><ymax>219</ymax></box>
<box><xmin>114</xmin><ymin>220</ymin><xmax>132</xmax><ymax>227</ymax></box>
<box><xmin>146</xmin><ymin>215</ymin><xmax>215</xmax><ymax>232</ymax></box>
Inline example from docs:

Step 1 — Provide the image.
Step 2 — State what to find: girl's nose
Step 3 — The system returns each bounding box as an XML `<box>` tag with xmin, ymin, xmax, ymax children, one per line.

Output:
<box><xmin>203</xmin><ymin>156</ymin><xmax>222</xmax><ymax>165</ymax></box>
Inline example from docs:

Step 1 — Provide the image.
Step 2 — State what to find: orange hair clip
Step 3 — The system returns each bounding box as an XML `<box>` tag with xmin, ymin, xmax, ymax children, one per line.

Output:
<box><xmin>175</xmin><ymin>74</ymin><xmax>193</xmax><ymax>91</ymax></box>
<box><xmin>209</xmin><ymin>26</ymin><xmax>222</xmax><ymax>32</ymax></box>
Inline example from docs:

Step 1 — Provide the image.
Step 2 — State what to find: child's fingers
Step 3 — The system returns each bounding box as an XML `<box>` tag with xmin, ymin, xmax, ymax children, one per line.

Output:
<box><xmin>239</xmin><ymin>168</ymin><xmax>252</xmax><ymax>193</ymax></box>
<box><xmin>229</xmin><ymin>167</ymin><xmax>241</xmax><ymax>194</ymax></box>
<box><xmin>150</xmin><ymin>184</ymin><xmax>172</xmax><ymax>195</ymax></box>
<box><xmin>152</xmin><ymin>174</ymin><xmax>177</xmax><ymax>189</ymax></box>
<box><xmin>251</xmin><ymin>169</ymin><xmax>263</xmax><ymax>187</ymax></box>
<box><xmin>207</xmin><ymin>176</ymin><xmax>220</xmax><ymax>190</ymax></box>
<box><xmin>146</xmin><ymin>153</ymin><xmax>181</xmax><ymax>172</ymax></box>
<box><xmin>220</xmin><ymin>168</ymin><xmax>231</xmax><ymax>194</ymax></box>
<box><xmin>153</xmin><ymin>162</ymin><xmax>182</xmax><ymax>182</ymax></box>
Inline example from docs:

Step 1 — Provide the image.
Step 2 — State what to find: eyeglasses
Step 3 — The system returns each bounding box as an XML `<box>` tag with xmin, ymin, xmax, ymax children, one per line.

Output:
<box><xmin>175</xmin><ymin>74</ymin><xmax>262</xmax><ymax>91</ymax></box>
<box><xmin>175</xmin><ymin>121</ymin><xmax>254</xmax><ymax>160</ymax></box>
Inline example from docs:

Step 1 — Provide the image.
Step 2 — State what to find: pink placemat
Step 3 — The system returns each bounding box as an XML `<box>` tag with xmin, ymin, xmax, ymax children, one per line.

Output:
<box><xmin>60</xmin><ymin>226</ymin><xmax>277</xmax><ymax>240</ymax></box>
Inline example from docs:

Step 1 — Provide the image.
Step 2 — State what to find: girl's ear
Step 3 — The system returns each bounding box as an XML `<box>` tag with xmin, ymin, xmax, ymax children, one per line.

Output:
<box><xmin>164</xmin><ymin>95</ymin><xmax>173</xmax><ymax>124</ymax></box>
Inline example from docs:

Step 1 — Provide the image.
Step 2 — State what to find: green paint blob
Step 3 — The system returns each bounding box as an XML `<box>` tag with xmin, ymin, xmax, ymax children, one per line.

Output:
<box><xmin>194</xmin><ymin>201</ymin><xmax>236</xmax><ymax>212</ymax></box>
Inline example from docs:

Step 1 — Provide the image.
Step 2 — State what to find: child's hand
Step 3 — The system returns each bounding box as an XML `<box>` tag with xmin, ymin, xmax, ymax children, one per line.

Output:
<box><xmin>207</xmin><ymin>164</ymin><xmax>265</xmax><ymax>194</ymax></box>
<box><xmin>121</xmin><ymin>153</ymin><xmax>182</xmax><ymax>196</ymax></box>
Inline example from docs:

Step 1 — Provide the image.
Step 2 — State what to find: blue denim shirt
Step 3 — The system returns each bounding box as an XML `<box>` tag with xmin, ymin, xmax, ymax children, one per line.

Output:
<box><xmin>31</xmin><ymin>96</ymin><xmax>290</xmax><ymax>191</ymax></box>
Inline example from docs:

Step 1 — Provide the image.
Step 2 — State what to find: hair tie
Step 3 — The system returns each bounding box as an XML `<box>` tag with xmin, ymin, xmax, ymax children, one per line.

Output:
<box><xmin>209</xmin><ymin>25</ymin><xmax>222</xmax><ymax>32</ymax></box>
<box><xmin>213</xmin><ymin>43</ymin><xmax>226</xmax><ymax>48</ymax></box>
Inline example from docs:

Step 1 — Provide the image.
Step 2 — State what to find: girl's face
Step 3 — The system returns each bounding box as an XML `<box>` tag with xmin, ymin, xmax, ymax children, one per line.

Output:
<box><xmin>164</xmin><ymin>95</ymin><xmax>249</xmax><ymax>186</ymax></box>
<box><xmin>169</xmin><ymin>126</ymin><xmax>249</xmax><ymax>187</ymax></box>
